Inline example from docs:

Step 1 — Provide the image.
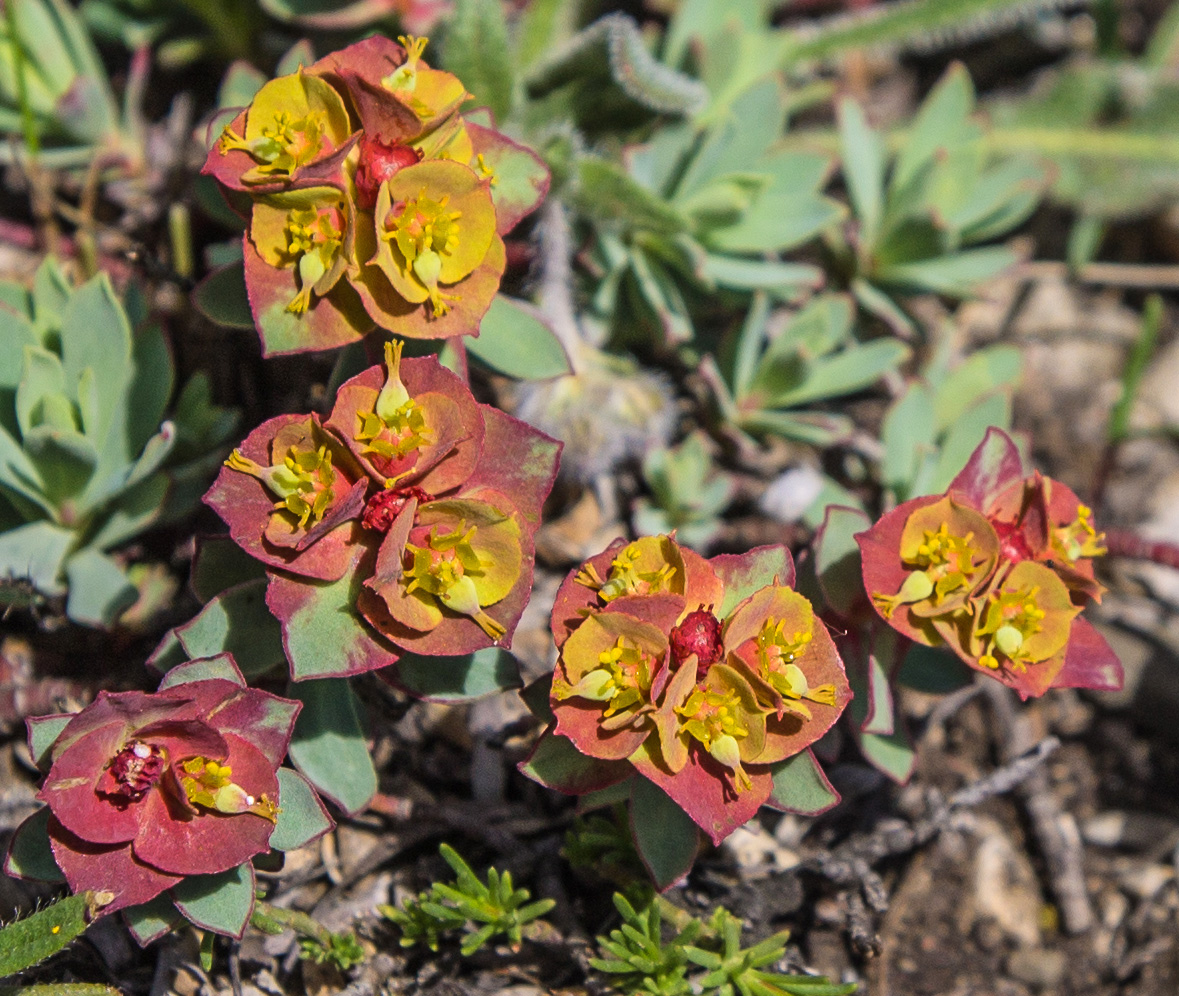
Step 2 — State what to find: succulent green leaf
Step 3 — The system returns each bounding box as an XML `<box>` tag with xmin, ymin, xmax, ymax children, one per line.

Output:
<box><xmin>192</xmin><ymin>261</ymin><xmax>254</xmax><ymax>330</ymax></box>
<box><xmin>22</xmin><ymin>425</ymin><xmax>97</xmax><ymax>503</ymax></box>
<box><xmin>933</xmin><ymin>346</ymin><xmax>1022</xmax><ymax>431</ymax></box>
<box><xmin>269</xmin><ymin>768</ymin><xmax>332</xmax><ymax>852</ymax></box>
<box><xmin>4</xmin><ymin>807</ymin><xmax>65</xmax><ymax>883</ymax></box>
<box><xmin>0</xmin><ymin>520</ymin><xmax>71</xmax><ymax>596</ymax></box>
<box><xmin>393</xmin><ymin>647</ymin><xmax>521</xmax><ymax>702</ymax></box>
<box><xmin>699</xmin><ymin>255</ymin><xmax>822</xmax><ymax>292</ymax></box>
<box><xmin>124</xmin><ymin>323</ymin><xmax>176</xmax><ymax>458</ymax></box>
<box><xmin>27</xmin><ymin>714</ymin><xmax>71</xmax><ymax>771</ymax></box>
<box><xmin>441</xmin><ymin>0</ymin><xmax>514</xmax><ymax>124</ymax></box>
<box><xmin>15</xmin><ymin>346</ymin><xmax>69</xmax><ymax>439</ymax></box>
<box><xmin>896</xmin><ymin>643</ymin><xmax>973</xmax><ymax>693</ymax></box>
<box><xmin>287</xmin><ymin>678</ymin><xmax>377</xmax><ymax>816</ymax></box>
<box><xmin>814</xmin><ymin>505</ymin><xmax>871</xmax><ymax>618</ymax></box>
<box><xmin>175</xmin><ymin>579</ymin><xmax>286</xmax><ymax>682</ymax></box>
<box><xmin>63</xmin><ymin>548</ymin><xmax>137</xmax><ymax>627</ymax></box>
<box><xmin>761</xmin><ymin>339</ymin><xmax>910</xmax><ymax>411</ymax></box>
<box><xmin>858</xmin><ymin>727</ymin><xmax>916</xmax><ymax>784</ymax></box>
<box><xmin>190</xmin><ymin>535</ymin><xmax>267</xmax><ymax>603</ymax></box>
<box><xmin>85</xmin><ymin>474</ymin><xmax>169</xmax><ymax>551</ymax></box>
<box><xmin>715</xmin><ymin>544</ymin><xmax>794</xmax><ymax>618</ymax></box>
<box><xmin>172</xmin><ymin>863</ymin><xmax>255</xmax><ymax>939</ymax></box>
<box><xmin>893</xmin><ymin>63</ymin><xmax>976</xmax><ymax>195</ymax></box>
<box><xmin>575</xmin><ymin>158</ymin><xmax>688</xmax><ymax>236</ymax></box>
<box><xmin>467</xmin><ymin>295</ymin><xmax>571</xmax><ymax>380</ymax></box>
<box><xmin>767</xmin><ymin>750</ymin><xmax>840</xmax><ymax>815</ymax></box>
<box><xmin>929</xmin><ymin>392</ymin><xmax>1012</xmax><ymax>494</ymax></box>
<box><xmin>59</xmin><ymin>274</ymin><xmax>132</xmax><ymax>443</ymax></box>
<box><xmin>158</xmin><ymin>652</ymin><xmax>243</xmax><ymax>689</ymax></box>
<box><xmin>630</xmin><ymin>777</ymin><xmax>700</xmax><ymax>890</ymax></box>
<box><xmin>122</xmin><ymin>893</ymin><xmax>182</xmax><ymax>947</ymax></box>
<box><xmin>838</xmin><ymin>99</ymin><xmax>886</xmax><ymax>246</ymax></box>
<box><xmin>874</xmin><ymin>245</ymin><xmax>1015</xmax><ymax>296</ymax></box>
<box><xmin>881</xmin><ymin>382</ymin><xmax>937</xmax><ymax>498</ymax></box>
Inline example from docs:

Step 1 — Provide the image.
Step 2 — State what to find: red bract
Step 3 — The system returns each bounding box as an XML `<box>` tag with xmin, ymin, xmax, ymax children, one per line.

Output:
<box><xmin>857</xmin><ymin>428</ymin><xmax>1122</xmax><ymax>699</ymax></box>
<box><xmin>204</xmin><ymin>341</ymin><xmax>561</xmax><ymax>681</ymax></box>
<box><xmin>527</xmin><ymin>536</ymin><xmax>852</xmax><ymax>848</ymax></box>
<box><xmin>26</xmin><ymin>667</ymin><xmax>298</xmax><ymax>916</ymax></box>
<box><xmin>200</xmin><ymin>34</ymin><xmax>549</xmax><ymax>356</ymax></box>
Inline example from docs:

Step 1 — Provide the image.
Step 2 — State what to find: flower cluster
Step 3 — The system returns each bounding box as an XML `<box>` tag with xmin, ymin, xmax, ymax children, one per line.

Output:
<box><xmin>205</xmin><ymin>341</ymin><xmax>560</xmax><ymax>680</ymax></box>
<box><xmin>203</xmin><ymin>35</ymin><xmax>548</xmax><ymax>355</ymax></box>
<box><xmin>525</xmin><ymin>535</ymin><xmax>852</xmax><ymax>846</ymax></box>
<box><xmin>858</xmin><ymin>429</ymin><xmax>1122</xmax><ymax>699</ymax></box>
<box><xmin>10</xmin><ymin>659</ymin><xmax>299</xmax><ymax>917</ymax></box>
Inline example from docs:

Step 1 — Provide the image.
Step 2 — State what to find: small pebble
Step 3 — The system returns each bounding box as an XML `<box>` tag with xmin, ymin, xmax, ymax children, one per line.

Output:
<box><xmin>1006</xmin><ymin>948</ymin><xmax>1067</xmax><ymax>991</ymax></box>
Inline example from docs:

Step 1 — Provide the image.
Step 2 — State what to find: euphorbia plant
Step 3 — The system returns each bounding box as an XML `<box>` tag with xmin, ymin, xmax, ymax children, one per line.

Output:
<box><xmin>202</xmin><ymin>34</ymin><xmax>549</xmax><ymax>355</ymax></box>
<box><xmin>857</xmin><ymin>428</ymin><xmax>1122</xmax><ymax>699</ymax></box>
<box><xmin>4</xmin><ymin>654</ymin><xmax>332</xmax><ymax>942</ymax></box>
<box><xmin>204</xmin><ymin>340</ymin><xmax>560</xmax><ymax>682</ymax></box>
<box><xmin>521</xmin><ymin>535</ymin><xmax>852</xmax><ymax>886</ymax></box>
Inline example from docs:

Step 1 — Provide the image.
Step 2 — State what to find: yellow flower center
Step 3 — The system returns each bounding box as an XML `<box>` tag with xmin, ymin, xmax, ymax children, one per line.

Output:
<box><xmin>219</xmin><ymin>109</ymin><xmax>327</xmax><ymax>177</ymax></box>
<box><xmin>180</xmin><ymin>757</ymin><xmax>277</xmax><ymax>821</ymax></box>
<box><xmin>382</xmin><ymin>190</ymin><xmax>462</xmax><ymax>317</ymax></box>
<box><xmin>1050</xmin><ymin>503</ymin><xmax>1107</xmax><ymax>564</ymax></box>
<box><xmin>874</xmin><ymin>522</ymin><xmax>983</xmax><ymax>619</ymax></box>
<box><xmin>976</xmin><ymin>584</ymin><xmax>1048</xmax><ymax>672</ymax></box>
<box><xmin>383</xmin><ymin>35</ymin><xmax>430</xmax><ymax>93</ymax></box>
<box><xmin>226</xmin><ymin>442</ymin><xmax>337</xmax><ymax>530</ymax></box>
<box><xmin>675</xmin><ymin>686</ymin><xmax>752</xmax><ymax>791</ymax></box>
<box><xmin>567</xmin><ymin>636</ymin><xmax>657</xmax><ymax>718</ymax></box>
<box><xmin>353</xmin><ymin>340</ymin><xmax>433</xmax><ymax>469</ymax></box>
<box><xmin>754</xmin><ymin>617</ymin><xmax>835</xmax><ymax>718</ymax></box>
<box><xmin>577</xmin><ymin>545</ymin><xmax>678</xmax><ymax>603</ymax></box>
<box><xmin>283</xmin><ymin>203</ymin><xmax>344</xmax><ymax>314</ymax></box>
<box><xmin>404</xmin><ymin>521</ymin><xmax>505</xmax><ymax>639</ymax></box>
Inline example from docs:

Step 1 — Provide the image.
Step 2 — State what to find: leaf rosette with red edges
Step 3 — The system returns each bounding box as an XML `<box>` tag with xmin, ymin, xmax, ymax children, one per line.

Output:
<box><xmin>24</xmin><ymin>674</ymin><xmax>298</xmax><ymax>916</ymax></box>
<box><xmin>204</xmin><ymin>343</ymin><xmax>560</xmax><ymax>680</ymax></box>
<box><xmin>857</xmin><ymin>428</ymin><xmax>1122</xmax><ymax>699</ymax></box>
<box><xmin>530</xmin><ymin>535</ymin><xmax>852</xmax><ymax>847</ymax></box>
<box><xmin>201</xmin><ymin>34</ymin><xmax>549</xmax><ymax>355</ymax></box>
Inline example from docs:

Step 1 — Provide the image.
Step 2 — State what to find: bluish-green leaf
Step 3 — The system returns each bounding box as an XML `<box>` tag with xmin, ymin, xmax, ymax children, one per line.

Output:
<box><xmin>630</xmin><ymin>777</ymin><xmax>700</xmax><ymax>890</ymax></box>
<box><xmin>158</xmin><ymin>652</ymin><xmax>243</xmax><ymax>690</ymax></box>
<box><xmin>767</xmin><ymin>750</ymin><xmax>839</xmax><ymax>815</ymax></box>
<box><xmin>882</xmin><ymin>382</ymin><xmax>937</xmax><ymax>498</ymax></box>
<box><xmin>191</xmin><ymin>535</ymin><xmax>267</xmax><ymax>603</ymax></box>
<box><xmin>175</xmin><ymin>579</ymin><xmax>286</xmax><ymax>682</ymax></box>
<box><xmin>0</xmin><ymin>521</ymin><xmax>72</xmax><ymax>596</ymax></box>
<box><xmin>269</xmin><ymin>768</ymin><xmax>333</xmax><ymax>852</ymax></box>
<box><xmin>287</xmin><ymin>678</ymin><xmax>376</xmax><ymax>816</ymax></box>
<box><xmin>192</xmin><ymin>261</ymin><xmax>254</xmax><ymax>330</ymax></box>
<box><xmin>838</xmin><ymin>99</ymin><xmax>885</xmax><ymax>245</ymax></box>
<box><xmin>468</xmin><ymin>295</ymin><xmax>570</xmax><ymax>380</ymax></box>
<box><xmin>4</xmin><ymin>807</ymin><xmax>65</xmax><ymax>883</ymax></box>
<box><xmin>64</xmin><ymin>549</ymin><xmax>137</xmax><ymax>627</ymax></box>
<box><xmin>393</xmin><ymin>647</ymin><xmax>521</xmax><ymax>702</ymax></box>
<box><xmin>814</xmin><ymin>505</ymin><xmax>871</xmax><ymax>618</ymax></box>
<box><xmin>441</xmin><ymin>0</ymin><xmax>515</xmax><ymax>123</ymax></box>
<box><xmin>172</xmin><ymin>864</ymin><xmax>255</xmax><ymax>939</ymax></box>
<box><xmin>123</xmin><ymin>893</ymin><xmax>182</xmax><ymax>946</ymax></box>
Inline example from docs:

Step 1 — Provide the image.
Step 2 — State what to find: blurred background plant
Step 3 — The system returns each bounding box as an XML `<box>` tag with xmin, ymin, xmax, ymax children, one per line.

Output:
<box><xmin>0</xmin><ymin>260</ymin><xmax>236</xmax><ymax>627</ymax></box>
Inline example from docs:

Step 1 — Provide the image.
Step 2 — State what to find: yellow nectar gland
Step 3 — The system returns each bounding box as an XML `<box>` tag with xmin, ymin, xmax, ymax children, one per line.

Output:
<box><xmin>383</xmin><ymin>190</ymin><xmax>462</xmax><ymax>317</ymax></box>
<box><xmin>675</xmin><ymin>686</ymin><xmax>752</xmax><ymax>792</ymax></box>
<box><xmin>219</xmin><ymin>109</ymin><xmax>327</xmax><ymax>176</ymax></box>
<box><xmin>180</xmin><ymin>757</ymin><xmax>278</xmax><ymax>822</ymax></box>
<box><xmin>355</xmin><ymin>343</ymin><xmax>431</xmax><ymax>463</ymax></box>
<box><xmin>561</xmin><ymin>637</ymin><xmax>656</xmax><ymax>724</ymax></box>
<box><xmin>1051</xmin><ymin>503</ymin><xmax>1107</xmax><ymax>564</ymax></box>
<box><xmin>404</xmin><ymin>521</ymin><xmax>505</xmax><ymax>639</ymax></box>
<box><xmin>976</xmin><ymin>585</ymin><xmax>1048</xmax><ymax>672</ymax></box>
<box><xmin>576</xmin><ymin>545</ymin><xmax>677</xmax><ymax>603</ymax></box>
<box><xmin>226</xmin><ymin>443</ymin><xmax>336</xmax><ymax>530</ymax></box>
<box><xmin>874</xmin><ymin>522</ymin><xmax>981</xmax><ymax>619</ymax></box>
<box><xmin>755</xmin><ymin>617</ymin><xmax>834</xmax><ymax>718</ymax></box>
<box><xmin>284</xmin><ymin>204</ymin><xmax>344</xmax><ymax>314</ymax></box>
<box><xmin>383</xmin><ymin>35</ymin><xmax>430</xmax><ymax>93</ymax></box>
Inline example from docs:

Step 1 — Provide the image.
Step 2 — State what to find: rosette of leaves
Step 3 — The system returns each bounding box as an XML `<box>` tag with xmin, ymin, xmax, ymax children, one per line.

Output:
<box><xmin>709</xmin><ymin>292</ymin><xmax>910</xmax><ymax>447</ymax></box>
<box><xmin>199</xmin><ymin>34</ymin><xmax>551</xmax><ymax>357</ymax></box>
<box><xmin>0</xmin><ymin>0</ymin><xmax>130</xmax><ymax>167</ymax></box>
<box><xmin>0</xmin><ymin>261</ymin><xmax>236</xmax><ymax>626</ymax></box>
<box><xmin>4</xmin><ymin>653</ymin><xmax>333</xmax><ymax>945</ymax></box>
<box><xmin>521</xmin><ymin>535</ymin><xmax>850</xmax><ymax>887</ymax></box>
<box><xmin>632</xmin><ymin>432</ymin><xmax>733</xmax><ymax>551</ymax></box>
<box><xmin>573</xmin><ymin>75</ymin><xmax>840</xmax><ymax>345</ymax></box>
<box><xmin>203</xmin><ymin>343</ymin><xmax>559</xmax><ymax>675</ymax></box>
<box><xmin>832</xmin><ymin>63</ymin><xmax>1042</xmax><ymax>332</ymax></box>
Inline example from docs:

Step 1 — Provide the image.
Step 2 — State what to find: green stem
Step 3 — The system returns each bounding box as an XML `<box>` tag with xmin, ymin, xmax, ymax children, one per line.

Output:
<box><xmin>250</xmin><ymin>901</ymin><xmax>334</xmax><ymax>945</ymax></box>
<box><xmin>4</xmin><ymin>0</ymin><xmax>40</xmax><ymax>157</ymax></box>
